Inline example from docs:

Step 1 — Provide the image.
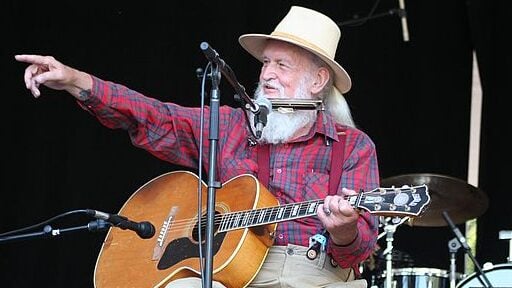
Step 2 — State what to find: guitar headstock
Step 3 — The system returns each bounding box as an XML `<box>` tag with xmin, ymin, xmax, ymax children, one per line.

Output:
<box><xmin>353</xmin><ymin>185</ymin><xmax>430</xmax><ymax>217</ymax></box>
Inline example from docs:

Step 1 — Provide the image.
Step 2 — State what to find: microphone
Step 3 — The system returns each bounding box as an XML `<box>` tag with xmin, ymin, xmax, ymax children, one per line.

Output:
<box><xmin>253</xmin><ymin>97</ymin><xmax>272</xmax><ymax>139</ymax></box>
<box><xmin>442</xmin><ymin>211</ymin><xmax>470</xmax><ymax>251</ymax></box>
<box><xmin>86</xmin><ymin>209</ymin><xmax>155</xmax><ymax>239</ymax></box>
<box><xmin>200</xmin><ymin>42</ymin><xmax>226</xmax><ymax>69</ymax></box>
<box><xmin>398</xmin><ymin>0</ymin><xmax>410</xmax><ymax>42</ymax></box>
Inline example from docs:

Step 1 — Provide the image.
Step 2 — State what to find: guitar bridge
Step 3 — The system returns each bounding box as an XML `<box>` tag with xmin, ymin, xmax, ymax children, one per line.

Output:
<box><xmin>152</xmin><ymin>206</ymin><xmax>178</xmax><ymax>261</ymax></box>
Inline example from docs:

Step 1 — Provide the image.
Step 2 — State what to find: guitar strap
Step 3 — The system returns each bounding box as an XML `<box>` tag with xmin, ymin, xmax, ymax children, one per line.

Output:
<box><xmin>329</xmin><ymin>128</ymin><xmax>346</xmax><ymax>196</ymax></box>
<box><xmin>257</xmin><ymin>126</ymin><xmax>346</xmax><ymax>196</ymax></box>
<box><xmin>257</xmin><ymin>143</ymin><xmax>270</xmax><ymax>189</ymax></box>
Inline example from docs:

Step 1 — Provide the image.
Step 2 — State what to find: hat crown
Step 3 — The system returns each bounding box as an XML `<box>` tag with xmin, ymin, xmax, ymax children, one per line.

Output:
<box><xmin>272</xmin><ymin>6</ymin><xmax>341</xmax><ymax>60</ymax></box>
<box><xmin>238</xmin><ymin>6</ymin><xmax>352</xmax><ymax>93</ymax></box>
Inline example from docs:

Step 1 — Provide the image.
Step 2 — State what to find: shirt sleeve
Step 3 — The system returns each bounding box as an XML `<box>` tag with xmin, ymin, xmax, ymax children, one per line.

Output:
<box><xmin>75</xmin><ymin>76</ymin><xmax>205</xmax><ymax>168</ymax></box>
<box><xmin>326</xmin><ymin>129</ymin><xmax>380</xmax><ymax>272</ymax></box>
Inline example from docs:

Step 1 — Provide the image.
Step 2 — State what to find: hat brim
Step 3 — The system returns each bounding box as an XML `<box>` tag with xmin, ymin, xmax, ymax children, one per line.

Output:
<box><xmin>239</xmin><ymin>33</ymin><xmax>352</xmax><ymax>94</ymax></box>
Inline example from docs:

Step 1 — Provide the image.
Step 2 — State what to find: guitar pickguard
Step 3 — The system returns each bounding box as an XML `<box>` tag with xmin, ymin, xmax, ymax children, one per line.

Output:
<box><xmin>157</xmin><ymin>232</ymin><xmax>227</xmax><ymax>270</ymax></box>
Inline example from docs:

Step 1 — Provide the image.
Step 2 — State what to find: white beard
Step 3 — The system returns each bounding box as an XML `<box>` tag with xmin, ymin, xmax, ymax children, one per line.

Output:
<box><xmin>250</xmin><ymin>79</ymin><xmax>317</xmax><ymax>144</ymax></box>
<box><xmin>256</xmin><ymin>110</ymin><xmax>317</xmax><ymax>144</ymax></box>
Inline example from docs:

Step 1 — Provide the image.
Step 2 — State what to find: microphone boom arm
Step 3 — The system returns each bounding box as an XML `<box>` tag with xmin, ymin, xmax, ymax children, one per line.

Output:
<box><xmin>200</xmin><ymin>42</ymin><xmax>257</xmax><ymax>112</ymax></box>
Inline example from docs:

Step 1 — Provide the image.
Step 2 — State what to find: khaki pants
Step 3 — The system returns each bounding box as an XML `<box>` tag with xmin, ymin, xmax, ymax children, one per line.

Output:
<box><xmin>165</xmin><ymin>244</ymin><xmax>367</xmax><ymax>288</ymax></box>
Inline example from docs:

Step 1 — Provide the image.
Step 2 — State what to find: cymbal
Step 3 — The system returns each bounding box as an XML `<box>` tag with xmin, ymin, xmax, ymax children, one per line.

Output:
<box><xmin>380</xmin><ymin>173</ymin><xmax>489</xmax><ymax>227</ymax></box>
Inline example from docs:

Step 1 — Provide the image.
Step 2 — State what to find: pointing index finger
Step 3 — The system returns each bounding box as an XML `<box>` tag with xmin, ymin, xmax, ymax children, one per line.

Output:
<box><xmin>15</xmin><ymin>54</ymin><xmax>50</xmax><ymax>65</ymax></box>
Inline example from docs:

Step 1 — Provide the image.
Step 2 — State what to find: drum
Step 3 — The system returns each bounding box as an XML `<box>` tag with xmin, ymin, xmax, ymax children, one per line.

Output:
<box><xmin>456</xmin><ymin>263</ymin><xmax>512</xmax><ymax>288</ymax></box>
<box><xmin>380</xmin><ymin>267</ymin><xmax>462</xmax><ymax>288</ymax></box>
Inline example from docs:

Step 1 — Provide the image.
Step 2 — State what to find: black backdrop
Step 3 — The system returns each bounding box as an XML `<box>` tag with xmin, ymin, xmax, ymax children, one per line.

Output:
<box><xmin>1</xmin><ymin>0</ymin><xmax>511</xmax><ymax>287</ymax></box>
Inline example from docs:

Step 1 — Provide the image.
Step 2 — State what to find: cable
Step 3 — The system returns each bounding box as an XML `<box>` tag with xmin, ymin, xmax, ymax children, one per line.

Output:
<box><xmin>0</xmin><ymin>209</ymin><xmax>89</xmax><ymax>237</ymax></box>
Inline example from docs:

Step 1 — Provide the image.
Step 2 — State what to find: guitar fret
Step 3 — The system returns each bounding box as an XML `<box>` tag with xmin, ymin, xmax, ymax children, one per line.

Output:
<box><xmin>271</xmin><ymin>208</ymin><xmax>278</xmax><ymax>222</ymax></box>
<box><xmin>219</xmin><ymin>215</ymin><xmax>226</xmax><ymax>231</ymax></box>
<box><xmin>242</xmin><ymin>211</ymin><xmax>250</xmax><ymax>225</ymax></box>
<box><xmin>223</xmin><ymin>215</ymin><xmax>231</xmax><ymax>230</ymax></box>
<box><xmin>291</xmin><ymin>204</ymin><xmax>300</xmax><ymax>216</ymax></box>
<box><xmin>228</xmin><ymin>212</ymin><xmax>237</xmax><ymax>229</ymax></box>
<box><xmin>307</xmin><ymin>202</ymin><xmax>317</xmax><ymax>213</ymax></box>
<box><xmin>277</xmin><ymin>207</ymin><xmax>285</xmax><ymax>219</ymax></box>
<box><xmin>268</xmin><ymin>208</ymin><xmax>277</xmax><ymax>222</ymax></box>
<box><xmin>262</xmin><ymin>209</ymin><xmax>271</xmax><ymax>223</ymax></box>
<box><xmin>258</xmin><ymin>209</ymin><xmax>265</xmax><ymax>223</ymax></box>
<box><xmin>250</xmin><ymin>210</ymin><xmax>259</xmax><ymax>225</ymax></box>
<box><xmin>235</xmin><ymin>213</ymin><xmax>242</xmax><ymax>228</ymax></box>
<box><xmin>283</xmin><ymin>205</ymin><xmax>292</xmax><ymax>219</ymax></box>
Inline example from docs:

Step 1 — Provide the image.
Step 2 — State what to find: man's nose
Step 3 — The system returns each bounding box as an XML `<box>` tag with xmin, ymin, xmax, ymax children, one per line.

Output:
<box><xmin>261</xmin><ymin>65</ymin><xmax>278</xmax><ymax>82</ymax></box>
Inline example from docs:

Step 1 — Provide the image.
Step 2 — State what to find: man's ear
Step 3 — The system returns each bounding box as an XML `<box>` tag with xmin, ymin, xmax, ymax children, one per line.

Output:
<box><xmin>311</xmin><ymin>67</ymin><xmax>330</xmax><ymax>94</ymax></box>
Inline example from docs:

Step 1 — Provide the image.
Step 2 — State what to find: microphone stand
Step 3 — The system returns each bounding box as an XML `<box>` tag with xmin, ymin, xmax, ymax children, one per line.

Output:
<box><xmin>200</xmin><ymin>42</ymin><xmax>267</xmax><ymax>287</ymax></box>
<box><xmin>202</xmin><ymin>57</ymin><xmax>222</xmax><ymax>288</ymax></box>
<box><xmin>0</xmin><ymin>220</ymin><xmax>110</xmax><ymax>244</ymax></box>
<box><xmin>442</xmin><ymin>211</ymin><xmax>493</xmax><ymax>288</ymax></box>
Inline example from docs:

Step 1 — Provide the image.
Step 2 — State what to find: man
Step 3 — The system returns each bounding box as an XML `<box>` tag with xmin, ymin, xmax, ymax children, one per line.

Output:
<box><xmin>16</xmin><ymin>5</ymin><xmax>379</xmax><ymax>288</ymax></box>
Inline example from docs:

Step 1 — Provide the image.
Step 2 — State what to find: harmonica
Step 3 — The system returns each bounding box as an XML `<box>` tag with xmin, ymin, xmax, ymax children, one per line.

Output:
<box><xmin>269</xmin><ymin>99</ymin><xmax>324</xmax><ymax>111</ymax></box>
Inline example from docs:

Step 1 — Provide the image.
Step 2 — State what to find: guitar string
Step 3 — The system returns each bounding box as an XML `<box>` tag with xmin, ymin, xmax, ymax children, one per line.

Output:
<box><xmin>160</xmin><ymin>196</ymin><xmax>360</xmax><ymax>234</ymax></box>
<box><xmin>155</xmin><ymin>187</ymin><xmax>421</xmax><ymax>234</ymax></box>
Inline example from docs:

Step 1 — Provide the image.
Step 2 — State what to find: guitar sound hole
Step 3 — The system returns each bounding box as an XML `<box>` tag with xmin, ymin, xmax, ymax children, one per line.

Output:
<box><xmin>192</xmin><ymin>211</ymin><xmax>221</xmax><ymax>242</ymax></box>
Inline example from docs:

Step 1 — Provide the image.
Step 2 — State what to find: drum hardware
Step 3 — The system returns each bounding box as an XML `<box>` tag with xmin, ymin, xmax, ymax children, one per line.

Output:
<box><xmin>376</xmin><ymin>174</ymin><xmax>497</xmax><ymax>288</ymax></box>
<box><xmin>380</xmin><ymin>216</ymin><xmax>410</xmax><ymax>288</ymax></box>
<box><xmin>442</xmin><ymin>211</ymin><xmax>494</xmax><ymax>288</ymax></box>
<box><xmin>498</xmin><ymin>230</ymin><xmax>511</xmax><ymax>263</ymax></box>
<box><xmin>382</xmin><ymin>267</ymin><xmax>463</xmax><ymax>288</ymax></box>
<box><xmin>448</xmin><ymin>238</ymin><xmax>462</xmax><ymax>288</ymax></box>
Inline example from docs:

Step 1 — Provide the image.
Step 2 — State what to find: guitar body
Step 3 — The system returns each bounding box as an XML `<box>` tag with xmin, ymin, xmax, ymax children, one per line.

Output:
<box><xmin>94</xmin><ymin>171</ymin><xmax>278</xmax><ymax>288</ymax></box>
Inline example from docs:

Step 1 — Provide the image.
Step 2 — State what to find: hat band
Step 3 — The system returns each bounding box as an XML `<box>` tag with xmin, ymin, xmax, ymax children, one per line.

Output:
<box><xmin>271</xmin><ymin>31</ymin><xmax>333</xmax><ymax>59</ymax></box>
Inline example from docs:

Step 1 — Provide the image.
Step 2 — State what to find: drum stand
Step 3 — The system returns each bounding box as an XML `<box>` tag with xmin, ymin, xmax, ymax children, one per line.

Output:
<box><xmin>380</xmin><ymin>217</ymin><xmax>409</xmax><ymax>288</ymax></box>
<box><xmin>448</xmin><ymin>237</ymin><xmax>462</xmax><ymax>288</ymax></box>
<box><xmin>498</xmin><ymin>230</ymin><xmax>512</xmax><ymax>263</ymax></box>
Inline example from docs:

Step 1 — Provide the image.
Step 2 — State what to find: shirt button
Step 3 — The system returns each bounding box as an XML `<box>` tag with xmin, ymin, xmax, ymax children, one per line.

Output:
<box><xmin>278</xmin><ymin>233</ymin><xmax>284</xmax><ymax>239</ymax></box>
<box><xmin>276</xmin><ymin>168</ymin><xmax>282</xmax><ymax>174</ymax></box>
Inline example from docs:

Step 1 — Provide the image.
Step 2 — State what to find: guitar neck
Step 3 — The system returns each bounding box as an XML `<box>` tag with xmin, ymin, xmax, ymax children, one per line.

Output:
<box><xmin>217</xmin><ymin>185</ymin><xmax>430</xmax><ymax>232</ymax></box>
<box><xmin>218</xmin><ymin>198</ymin><xmax>326</xmax><ymax>232</ymax></box>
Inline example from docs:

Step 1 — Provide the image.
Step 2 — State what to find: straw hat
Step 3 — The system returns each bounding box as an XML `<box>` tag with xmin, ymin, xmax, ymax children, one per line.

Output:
<box><xmin>239</xmin><ymin>6</ymin><xmax>351</xmax><ymax>94</ymax></box>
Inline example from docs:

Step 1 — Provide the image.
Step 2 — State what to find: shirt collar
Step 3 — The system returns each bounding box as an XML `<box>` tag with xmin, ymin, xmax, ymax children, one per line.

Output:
<box><xmin>291</xmin><ymin>111</ymin><xmax>341</xmax><ymax>143</ymax></box>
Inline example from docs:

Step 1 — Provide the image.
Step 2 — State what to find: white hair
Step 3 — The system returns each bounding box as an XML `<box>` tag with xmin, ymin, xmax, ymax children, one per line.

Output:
<box><xmin>322</xmin><ymin>85</ymin><xmax>355</xmax><ymax>128</ymax></box>
<box><xmin>309</xmin><ymin>53</ymin><xmax>355</xmax><ymax>128</ymax></box>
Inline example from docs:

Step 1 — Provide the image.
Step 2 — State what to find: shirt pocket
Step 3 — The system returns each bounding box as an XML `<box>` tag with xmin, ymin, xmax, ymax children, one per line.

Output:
<box><xmin>302</xmin><ymin>171</ymin><xmax>330</xmax><ymax>200</ymax></box>
<box><xmin>297</xmin><ymin>171</ymin><xmax>329</xmax><ymax>226</ymax></box>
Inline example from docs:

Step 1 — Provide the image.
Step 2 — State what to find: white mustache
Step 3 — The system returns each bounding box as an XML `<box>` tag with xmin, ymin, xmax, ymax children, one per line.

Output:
<box><xmin>260</xmin><ymin>80</ymin><xmax>285</xmax><ymax>97</ymax></box>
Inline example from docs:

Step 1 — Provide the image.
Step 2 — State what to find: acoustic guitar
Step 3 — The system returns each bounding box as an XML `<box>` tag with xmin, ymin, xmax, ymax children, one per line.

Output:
<box><xmin>94</xmin><ymin>170</ymin><xmax>430</xmax><ymax>288</ymax></box>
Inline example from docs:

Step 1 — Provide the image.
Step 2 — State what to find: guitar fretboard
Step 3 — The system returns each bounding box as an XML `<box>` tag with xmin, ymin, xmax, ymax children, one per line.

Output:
<box><xmin>216</xmin><ymin>184</ymin><xmax>430</xmax><ymax>232</ymax></box>
<box><xmin>218</xmin><ymin>199</ymin><xmax>326</xmax><ymax>232</ymax></box>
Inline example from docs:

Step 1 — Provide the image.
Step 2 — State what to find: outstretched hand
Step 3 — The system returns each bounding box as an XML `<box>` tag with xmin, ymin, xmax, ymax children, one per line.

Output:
<box><xmin>15</xmin><ymin>55</ymin><xmax>90</xmax><ymax>98</ymax></box>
